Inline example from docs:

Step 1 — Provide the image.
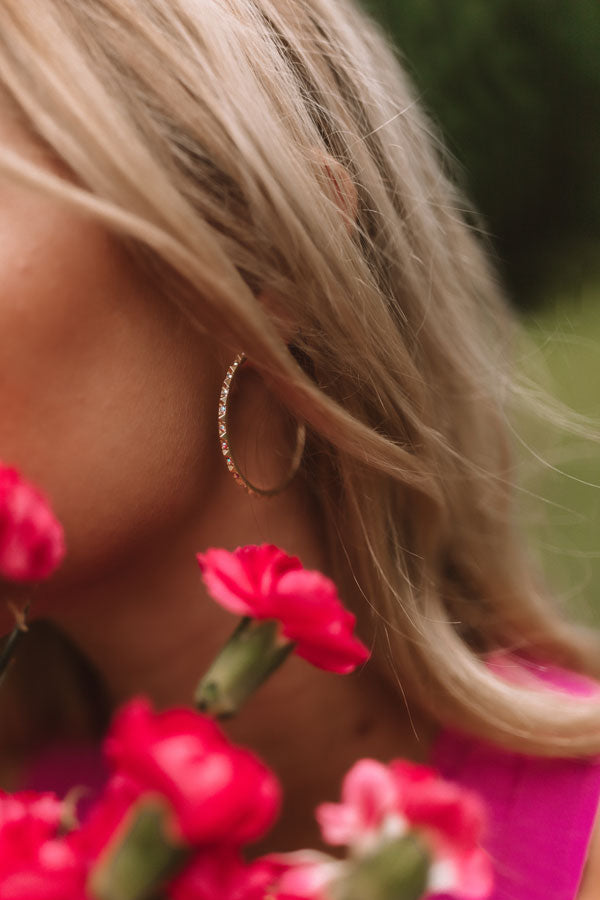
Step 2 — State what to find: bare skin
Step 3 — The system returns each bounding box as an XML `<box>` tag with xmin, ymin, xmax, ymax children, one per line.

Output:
<box><xmin>0</xmin><ymin>99</ymin><xmax>436</xmax><ymax>852</ymax></box>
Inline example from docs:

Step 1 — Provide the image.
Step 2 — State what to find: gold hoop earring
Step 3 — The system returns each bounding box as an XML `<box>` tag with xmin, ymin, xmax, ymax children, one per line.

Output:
<box><xmin>218</xmin><ymin>352</ymin><xmax>306</xmax><ymax>497</ymax></box>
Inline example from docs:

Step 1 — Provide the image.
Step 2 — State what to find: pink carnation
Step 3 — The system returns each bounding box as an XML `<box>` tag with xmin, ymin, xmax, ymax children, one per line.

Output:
<box><xmin>317</xmin><ymin>759</ymin><xmax>493</xmax><ymax>900</ymax></box>
<box><xmin>0</xmin><ymin>791</ymin><xmax>88</xmax><ymax>899</ymax></box>
<box><xmin>79</xmin><ymin>697</ymin><xmax>281</xmax><ymax>853</ymax></box>
<box><xmin>317</xmin><ymin>759</ymin><xmax>405</xmax><ymax>852</ymax></box>
<box><xmin>0</xmin><ymin>465</ymin><xmax>65</xmax><ymax>582</ymax></box>
<box><xmin>196</xmin><ymin>544</ymin><xmax>370</xmax><ymax>674</ymax></box>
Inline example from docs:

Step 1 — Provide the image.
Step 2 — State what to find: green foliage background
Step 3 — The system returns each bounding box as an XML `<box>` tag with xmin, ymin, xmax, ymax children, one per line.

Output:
<box><xmin>363</xmin><ymin>0</ymin><xmax>600</xmax><ymax>308</ymax></box>
<box><xmin>520</xmin><ymin>286</ymin><xmax>600</xmax><ymax>627</ymax></box>
<box><xmin>361</xmin><ymin>1</ymin><xmax>600</xmax><ymax>623</ymax></box>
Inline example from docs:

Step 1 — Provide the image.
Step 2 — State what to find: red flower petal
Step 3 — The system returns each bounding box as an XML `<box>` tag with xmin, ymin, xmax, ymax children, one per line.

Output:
<box><xmin>0</xmin><ymin>465</ymin><xmax>65</xmax><ymax>582</ymax></box>
<box><xmin>196</xmin><ymin>549</ymin><xmax>259</xmax><ymax>616</ymax></box>
<box><xmin>317</xmin><ymin>760</ymin><xmax>401</xmax><ymax>847</ymax></box>
<box><xmin>95</xmin><ymin>697</ymin><xmax>281</xmax><ymax>847</ymax></box>
<box><xmin>169</xmin><ymin>847</ymin><xmax>280</xmax><ymax>900</ymax></box>
<box><xmin>197</xmin><ymin>544</ymin><xmax>370</xmax><ymax>674</ymax></box>
<box><xmin>0</xmin><ymin>792</ymin><xmax>86</xmax><ymax>899</ymax></box>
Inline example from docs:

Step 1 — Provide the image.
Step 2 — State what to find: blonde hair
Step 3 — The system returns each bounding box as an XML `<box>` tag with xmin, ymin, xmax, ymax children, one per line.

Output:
<box><xmin>0</xmin><ymin>0</ymin><xmax>599</xmax><ymax>757</ymax></box>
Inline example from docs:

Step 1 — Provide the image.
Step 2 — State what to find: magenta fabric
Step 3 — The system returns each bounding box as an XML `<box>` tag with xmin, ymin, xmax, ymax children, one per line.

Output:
<box><xmin>23</xmin><ymin>740</ymin><xmax>108</xmax><ymax>820</ymax></box>
<box><xmin>432</xmin><ymin>659</ymin><xmax>600</xmax><ymax>900</ymax></box>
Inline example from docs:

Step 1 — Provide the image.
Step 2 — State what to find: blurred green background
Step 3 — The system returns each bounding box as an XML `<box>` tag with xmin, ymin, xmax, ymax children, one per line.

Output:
<box><xmin>363</xmin><ymin>0</ymin><xmax>600</xmax><ymax>625</ymax></box>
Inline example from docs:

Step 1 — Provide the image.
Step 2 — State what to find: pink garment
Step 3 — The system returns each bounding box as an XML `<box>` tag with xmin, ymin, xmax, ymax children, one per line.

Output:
<box><xmin>432</xmin><ymin>657</ymin><xmax>600</xmax><ymax>900</ymax></box>
<box><xmin>23</xmin><ymin>740</ymin><xmax>108</xmax><ymax>820</ymax></box>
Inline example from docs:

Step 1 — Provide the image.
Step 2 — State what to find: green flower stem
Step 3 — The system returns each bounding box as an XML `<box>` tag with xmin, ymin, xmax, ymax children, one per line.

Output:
<box><xmin>330</xmin><ymin>835</ymin><xmax>431</xmax><ymax>900</ymax></box>
<box><xmin>0</xmin><ymin>600</ymin><xmax>30</xmax><ymax>686</ymax></box>
<box><xmin>89</xmin><ymin>800</ymin><xmax>189</xmax><ymax>900</ymax></box>
<box><xmin>194</xmin><ymin>617</ymin><xmax>294</xmax><ymax>718</ymax></box>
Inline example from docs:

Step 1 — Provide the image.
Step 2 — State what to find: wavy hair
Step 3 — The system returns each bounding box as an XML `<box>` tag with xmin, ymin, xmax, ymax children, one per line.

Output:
<box><xmin>0</xmin><ymin>0</ymin><xmax>598</xmax><ymax>756</ymax></box>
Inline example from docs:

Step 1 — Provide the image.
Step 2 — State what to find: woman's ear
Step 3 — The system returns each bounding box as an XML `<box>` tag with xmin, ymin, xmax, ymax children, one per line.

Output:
<box><xmin>320</xmin><ymin>155</ymin><xmax>359</xmax><ymax>231</ymax></box>
<box><xmin>257</xmin><ymin>152</ymin><xmax>358</xmax><ymax>344</ymax></box>
<box><xmin>256</xmin><ymin>288</ymin><xmax>297</xmax><ymax>346</ymax></box>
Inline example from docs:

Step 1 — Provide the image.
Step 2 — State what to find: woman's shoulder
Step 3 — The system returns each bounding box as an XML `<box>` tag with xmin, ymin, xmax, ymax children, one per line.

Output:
<box><xmin>432</xmin><ymin>654</ymin><xmax>600</xmax><ymax>900</ymax></box>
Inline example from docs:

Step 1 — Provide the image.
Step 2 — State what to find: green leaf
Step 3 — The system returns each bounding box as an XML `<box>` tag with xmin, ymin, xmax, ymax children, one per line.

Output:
<box><xmin>89</xmin><ymin>799</ymin><xmax>190</xmax><ymax>900</ymax></box>
<box><xmin>330</xmin><ymin>834</ymin><xmax>431</xmax><ymax>900</ymax></box>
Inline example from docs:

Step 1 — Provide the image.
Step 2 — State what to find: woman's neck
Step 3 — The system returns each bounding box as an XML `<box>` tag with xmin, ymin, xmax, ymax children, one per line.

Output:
<box><xmin>36</xmin><ymin>474</ymin><xmax>437</xmax><ymax>850</ymax></box>
<box><xmin>45</xmin><ymin>472</ymin><xmax>332</xmax><ymax>707</ymax></box>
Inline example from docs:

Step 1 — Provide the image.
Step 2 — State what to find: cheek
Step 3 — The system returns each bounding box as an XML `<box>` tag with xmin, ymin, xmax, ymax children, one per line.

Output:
<box><xmin>0</xmin><ymin>190</ymin><xmax>220</xmax><ymax>580</ymax></box>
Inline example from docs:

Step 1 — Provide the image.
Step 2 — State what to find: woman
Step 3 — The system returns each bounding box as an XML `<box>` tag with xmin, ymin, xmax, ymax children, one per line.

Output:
<box><xmin>0</xmin><ymin>0</ymin><xmax>598</xmax><ymax>896</ymax></box>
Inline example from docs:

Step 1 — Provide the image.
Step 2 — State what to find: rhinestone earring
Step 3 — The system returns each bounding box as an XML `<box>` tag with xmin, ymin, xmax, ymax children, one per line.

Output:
<box><xmin>218</xmin><ymin>353</ymin><xmax>306</xmax><ymax>497</ymax></box>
